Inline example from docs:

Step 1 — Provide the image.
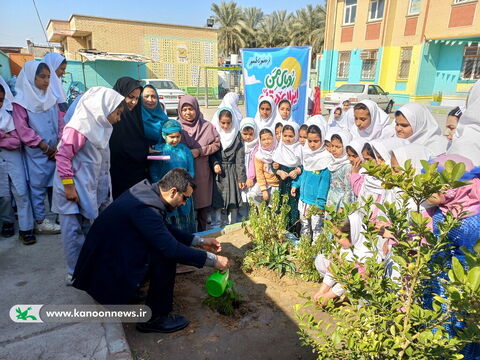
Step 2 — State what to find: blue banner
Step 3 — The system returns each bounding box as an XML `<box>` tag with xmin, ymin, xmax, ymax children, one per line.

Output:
<box><xmin>241</xmin><ymin>46</ymin><xmax>311</xmax><ymax>124</ymax></box>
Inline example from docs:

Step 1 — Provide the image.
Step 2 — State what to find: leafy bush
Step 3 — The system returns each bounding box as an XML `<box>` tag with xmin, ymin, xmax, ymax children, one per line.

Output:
<box><xmin>296</xmin><ymin>160</ymin><xmax>480</xmax><ymax>359</ymax></box>
<box><xmin>242</xmin><ymin>190</ymin><xmax>296</xmax><ymax>277</ymax></box>
<box><xmin>202</xmin><ymin>283</ymin><xmax>242</xmax><ymax>316</ymax></box>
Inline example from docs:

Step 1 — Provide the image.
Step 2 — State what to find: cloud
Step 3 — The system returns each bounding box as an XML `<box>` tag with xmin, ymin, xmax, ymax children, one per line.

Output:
<box><xmin>244</xmin><ymin>69</ymin><xmax>261</xmax><ymax>86</ymax></box>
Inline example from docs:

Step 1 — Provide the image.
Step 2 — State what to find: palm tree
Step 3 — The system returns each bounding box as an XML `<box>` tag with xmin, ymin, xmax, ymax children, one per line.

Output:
<box><xmin>289</xmin><ymin>5</ymin><xmax>326</xmax><ymax>60</ymax></box>
<box><xmin>257</xmin><ymin>10</ymin><xmax>291</xmax><ymax>48</ymax></box>
<box><xmin>239</xmin><ymin>7</ymin><xmax>264</xmax><ymax>48</ymax></box>
<box><xmin>211</xmin><ymin>1</ymin><xmax>245</xmax><ymax>56</ymax></box>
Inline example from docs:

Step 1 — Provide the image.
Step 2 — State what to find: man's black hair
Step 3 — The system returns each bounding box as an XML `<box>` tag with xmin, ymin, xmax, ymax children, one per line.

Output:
<box><xmin>158</xmin><ymin>168</ymin><xmax>196</xmax><ymax>192</ymax></box>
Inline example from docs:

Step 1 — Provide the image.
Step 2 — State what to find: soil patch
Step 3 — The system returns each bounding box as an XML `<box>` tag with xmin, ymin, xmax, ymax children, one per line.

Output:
<box><xmin>124</xmin><ymin>228</ymin><xmax>329</xmax><ymax>360</ymax></box>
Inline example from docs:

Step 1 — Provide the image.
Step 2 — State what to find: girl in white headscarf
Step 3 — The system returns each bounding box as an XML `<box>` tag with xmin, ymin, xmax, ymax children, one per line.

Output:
<box><xmin>350</xmin><ymin>99</ymin><xmax>395</xmax><ymax>140</ymax></box>
<box><xmin>52</xmin><ymin>86</ymin><xmax>124</xmax><ymax>280</ymax></box>
<box><xmin>43</xmin><ymin>52</ymin><xmax>68</xmax><ymax>111</ymax></box>
<box><xmin>275</xmin><ymin>98</ymin><xmax>293</xmax><ymax>123</ymax></box>
<box><xmin>239</xmin><ymin>117</ymin><xmax>261</xmax><ymax>205</ymax></box>
<box><xmin>12</xmin><ymin>60</ymin><xmax>63</xmax><ymax>235</ymax></box>
<box><xmin>254</xmin><ymin>126</ymin><xmax>279</xmax><ymax>202</ymax></box>
<box><xmin>254</xmin><ymin>96</ymin><xmax>277</xmax><ymax>130</ymax></box>
<box><xmin>210</xmin><ymin>107</ymin><xmax>246</xmax><ymax>227</ymax></box>
<box><xmin>0</xmin><ymin>76</ymin><xmax>36</xmax><ymax>244</ymax></box>
<box><xmin>328</xmin><ymin>105</ymin><xmax>346</xmax><ymax>130</ymax></box>
<box><xmin>448</xmin><ymin>80</ymin><xmax>480</xmax><ymax>166</ymax></box>
<box><xmin>292</xmin><ymin>123</ymin><xmax>332</xmax><ymax>241</ymax></box>
<box><xmin>394</xmin><ymin>103</ymin><xmax>448</xmax><ymax>156</ymax></box>
<box><xmin>326</xmin><ymin>130</ymin><xmax>355</xmax><ymax>210</ymax></box>
<box><xmin>313</xmin><ymin>211</ymin><xmax>379</xmax><ymax>305</ymax></box>
<box><xmin>219</xmin><ymin>92</ymin><xmax>243</xmax><ymax>121</ymax></box>
<box><xmin>272</xmin><ymin>122</ymin><xmax>303</xmax><ymax>233</ymax></box>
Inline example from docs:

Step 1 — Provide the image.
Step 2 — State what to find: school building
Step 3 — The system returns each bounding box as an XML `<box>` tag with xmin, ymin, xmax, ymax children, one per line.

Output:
<box><xmin>46</xmin><ymin>14</ymin><xmax>219</xmax><ymax>91</ymax></box>
<box><xmin>319</xmin><ymin>0</ymin><xmax>480</xmax><ymax>106</ymax></box>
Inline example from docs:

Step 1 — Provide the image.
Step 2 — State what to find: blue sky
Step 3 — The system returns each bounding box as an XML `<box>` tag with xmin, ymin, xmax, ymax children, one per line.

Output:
<box><xmin>0</xmin><ymin>0</ymin><xmax>325</xmax><ymax>47</ymax></box>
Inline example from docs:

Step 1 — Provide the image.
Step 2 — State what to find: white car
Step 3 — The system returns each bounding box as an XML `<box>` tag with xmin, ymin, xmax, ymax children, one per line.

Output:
<box><xmin>324</xmin><ymin>83</ymin><xmax>395</xmax><ymax>113</ymax></box>
<box><xmin>140</xmin><ymin>79</ymin><xmax>186</xmax><ymax>113</ymax></box>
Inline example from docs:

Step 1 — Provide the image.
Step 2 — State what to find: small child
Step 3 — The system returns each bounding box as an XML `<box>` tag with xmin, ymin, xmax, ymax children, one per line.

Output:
<box><xmin>328</xmin><ymin>106</ymin><xmax>346</xmax><ymax>130</ymax></box>
<box><xmin>210</xmin><ymin>108</ymin><xmax>246</xmax><ymax>227</ymax></box>
<box><xmin>314</xmin><ymin>212</ymin><xmax>378</xmax><ymax>305</ymax></box>
<box><xmin>276</xmin><ymin>99</ymin><xmax>293</xmax><ymax>122</ymax></box>
<box><xmin>52</xmin><ymin>87</ymin><xmax>124</xmax><ymax>282</ymax></box>
<box><xmin>274</xmin><ymin>121</ymin><xmax>284</xmax><ymax>142</ymax></box>
<box><xmin>254</xmin><ymin>96</ymin><xmax>276</xmax><ymax>130</ymax></box>
<box><xmin>444</xmin><ymin>107</ymin><xmax>462</xmax><ymax>142</ymax></box>
<box><xmin>292</xmin><ymin>124</ymin><xmax>331</xmax><ymax>242</ymax></box>
<box><xmin>150</xmin><ymin>119</ymin><xmax>196</xmax><ymax>233</ymax></box>
<box><xmin>239</xmin><ymin>117</ymin><xmax>261</xmax><ymax>206</ymax></box>
<box><xmin>346</xmin><ymin>139</ymin><xmax>366</xmax><ymax>167</ymax></box>
<box><xmin>272</xmin><ymin>123</ymin><xmax>303</xmax><ymax>234</ymax></box>
<box><xmin>0</xmin><ymin>80</ymin><xmax>35</xmax><ymax>244</ymax></box>
<box><xmin>298</xmin><ymin>124</ymin><xmax>308</xmax><ymax>146</ymax></box>
<box><xmin>326</xmin><ymin>130</ymin><xmax>355</xmax><ymax>210</ymax></box>
<box><xmin>254</xmin><ymin>127</ymin><xmax>279</xmax><ymax>202</ymax></box>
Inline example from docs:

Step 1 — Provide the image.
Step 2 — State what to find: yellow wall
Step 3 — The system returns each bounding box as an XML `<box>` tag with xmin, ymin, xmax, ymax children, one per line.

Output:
<box><xmin>379</xmin><ymin>44</ymin><xmax>423</xmax><ymax>94</ymax></box>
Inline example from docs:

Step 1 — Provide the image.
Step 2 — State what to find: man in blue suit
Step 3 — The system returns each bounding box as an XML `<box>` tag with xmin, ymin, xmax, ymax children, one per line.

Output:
<box><xmin>73</xmin><ymin>168</ymin><xmax>229</xmax><ymax>333</ymax></box>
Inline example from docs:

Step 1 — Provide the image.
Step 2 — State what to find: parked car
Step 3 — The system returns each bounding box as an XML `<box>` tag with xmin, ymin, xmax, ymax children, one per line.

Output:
<box><xmin>324</xmin><ymin>83</ymin><xmax>395</xmax><ymax>113</ymax></box>
<box><xmin>140</xmin><ymin>79</ymin><xmax>186</xmax><ymax>114</ymax></box>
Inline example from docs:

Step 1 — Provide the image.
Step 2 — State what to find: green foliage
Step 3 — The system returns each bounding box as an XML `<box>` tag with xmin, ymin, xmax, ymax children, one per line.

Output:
<box><xmin>202</xmin><ymin>283</ymin><xmax>242</xmax><ymax>316</ymax></box>
<box><xmin>294</xmin><ymin>234</ymin><xmax>323</xmax><ymax>282</ymax></box>
<box><xmin>296</xmin><ymin>161</ymin><xmax>480</xmax><ymax>359</ymax></box>
<box><xmin>242</xmin><ymin>190</ymin><xmax>296</xmax><ymax>277</ymax></box>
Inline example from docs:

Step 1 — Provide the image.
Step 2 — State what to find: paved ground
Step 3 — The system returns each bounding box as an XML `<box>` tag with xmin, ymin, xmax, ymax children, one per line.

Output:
<box><xmin>0</xmin><ymin>216</ymin><xmax>132</xmax><ymax>360</ymax></box>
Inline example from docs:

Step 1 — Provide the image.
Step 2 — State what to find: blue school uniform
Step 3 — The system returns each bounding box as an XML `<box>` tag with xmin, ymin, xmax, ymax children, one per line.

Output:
<box><xmin>293</xmin><ymin>168</ymin><xmax>331</xmax><ymax>209</ymax></box>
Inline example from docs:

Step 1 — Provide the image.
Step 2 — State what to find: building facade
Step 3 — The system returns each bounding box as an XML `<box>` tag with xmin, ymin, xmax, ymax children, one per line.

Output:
<box><xmin>319</xmin><ymin>0</ymin><xmax>480</xmax><ymax>106</ymax></box>
<box><xmin>46</xmin><ymin>14</ymin><xmax>219</xmax><ymax>90</ymax></box>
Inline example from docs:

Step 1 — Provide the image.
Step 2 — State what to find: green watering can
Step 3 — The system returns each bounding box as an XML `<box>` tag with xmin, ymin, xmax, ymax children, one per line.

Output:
<box><xmin>206</xmin><ymin>269</ymin><xmax>231</xmax><ymax>297</ymax></box>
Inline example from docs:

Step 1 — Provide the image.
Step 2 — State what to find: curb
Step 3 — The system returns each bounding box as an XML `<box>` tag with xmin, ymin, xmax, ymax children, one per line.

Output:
<box><xmin>104</xmin><ymin>322</ymin><xmax>133</xmax><ymax>360</ymax></box>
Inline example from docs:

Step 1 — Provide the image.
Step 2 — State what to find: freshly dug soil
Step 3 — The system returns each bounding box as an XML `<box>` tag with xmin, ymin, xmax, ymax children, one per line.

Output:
<box><xmin>124</xmin><ymin>227</ymin><xmax>329</xmax><ymax>360</ymax></box>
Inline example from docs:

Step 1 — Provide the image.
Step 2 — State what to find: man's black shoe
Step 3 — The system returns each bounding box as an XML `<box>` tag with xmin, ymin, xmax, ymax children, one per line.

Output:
<box><xmin>1</xmin><ymin>222</ymin><xmax>14</xmax><ymax>237</ymax></box>
<box><xmin>136</xmin><ymin>313</ymin><xmax>189</xmax><ymax>333</ymax></box>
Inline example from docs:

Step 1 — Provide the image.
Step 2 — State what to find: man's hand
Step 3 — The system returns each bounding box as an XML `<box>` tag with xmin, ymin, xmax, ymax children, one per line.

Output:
<box><xmin>214</xmin><ymin>255</ymin><xmax>229</xmax><ymax>271</ymax></box>
<box><xmin>202</xmin><ymin>238</ymin><xmax>222</xmax><ymax>253</ymax></box>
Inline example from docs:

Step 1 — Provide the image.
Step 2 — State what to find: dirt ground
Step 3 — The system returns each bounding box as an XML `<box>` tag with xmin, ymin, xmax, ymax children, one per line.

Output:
<box><xmin>124</xmin><ymin>227</ymin><xmax>329</xmax><ymax>360</ymax></box>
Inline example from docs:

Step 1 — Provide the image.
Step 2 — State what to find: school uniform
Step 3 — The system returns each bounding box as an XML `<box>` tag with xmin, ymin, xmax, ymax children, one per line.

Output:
<box><xmin>52</xmin><ymin>87</ymin><xmax>124</xmax><ymax>275</ymax></box>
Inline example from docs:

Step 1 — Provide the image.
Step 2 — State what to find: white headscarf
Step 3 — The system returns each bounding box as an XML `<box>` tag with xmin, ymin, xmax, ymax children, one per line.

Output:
<box><xmin>274</xmin><ymin>99</ymin><xmax>293</xmax><ymax>123</ymax></box>
<box><xmin>305</xmin><ymin>114</ymin><xmax>328</xmax><ymax>138</ymax></box>
<box><xmin>348</xmin><ymin>211</ymin><xmax>373</xmax><ymax>262</ymax></box>
<box><xmin>255</xmin><ymin>126</ymin><xmax>277</xmax><ymax>164</ymax></box>
<box><xmin>13</xmin><ymin>60</ymin><xmax>57</xmax><ymax>113</ymax></box>
<box><xmin>302</xmin><ymin>124</ymin><xmax>332</xmax><ymax>171</ymax></box>
<box><xmin>328</xmin><ymin>130</ymin><xmax>352</xmax><ymax>172</ymax></box>
<box><xmin>328</xmin><ymin>105</ymin><xmax>346</xmax><ymax>130</ymax></box>
<box><xmin>240</xmin><ymin>117</ymin><xmax>258</xmax><ymax>154</ymax></box>
<box><xmin>254</xmin><ymin>96</ymin><xmax>277</xmax><ymax>129</ymax></box>
<box><xmin>350</xmin><ymin>99</ymin><xmax>394</xmax><ymax>140</ymax></box>
<box><xmin>347</xmin><ymin>138</ymin><xmax>367</xmax><ymax>161</ymax></box>
<box><xmin>273</xmin><ymin>122</ymin><xmax>302</xmax><ymax>167</ymax></box>
<box><xmin>211</xmin><ymin>106</ymin><xmax>240</xmax><ymax>150</ymax></box>
<box><xmin>43</xmin><ymin>52</ymin><xmax>67</xmax><ymax>104</ymax></box>
<box><xmin>391</xmin><ymin>144</ymin><xmax>433</xmax><ymax>173</ymax></box>
<box><xmin>220</xmin><ymin>92</ymin><xmax>243</xmax><ymax>121</ymax></box>
<box><xmin>448</xmin><ymin>80</ymin><xmax>480</xmax><ymax>166</ymax></box>
<box><xmin>369</xmin><ymin>138</ymin><xmax>408</xmax><ymax>164</ymax></box>
<box><xmin>396</xmin><ymin>103</ymin><xmax>448</xmax><ymax>156</ymax></box>
<box><xmin>66</xmin><ymin>87</ymin><xmax>124</xmax><ymax>149</ymax></box>
<box><xmin>0</xmin><ymin>75</ymin><xmax>15</xmax><ymax>132</ymax></box>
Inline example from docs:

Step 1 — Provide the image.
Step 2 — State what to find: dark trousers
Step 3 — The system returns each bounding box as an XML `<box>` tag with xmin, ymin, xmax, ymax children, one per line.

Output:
<box><xmin>196</xmin><ymin>207</ymin><xmax>210</xmax><ymax>232</ymax></box>
<box><xmin>145</xmin><ymin>255</ymin><xmax>176</xmax><ymax>317</ymax></box>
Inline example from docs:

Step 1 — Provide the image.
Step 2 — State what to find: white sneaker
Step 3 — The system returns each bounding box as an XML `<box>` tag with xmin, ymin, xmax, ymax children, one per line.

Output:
<box><xmin>35</xmin><ymin>218</ymin><xmax>61</xmax><ymax>234</ymax></box>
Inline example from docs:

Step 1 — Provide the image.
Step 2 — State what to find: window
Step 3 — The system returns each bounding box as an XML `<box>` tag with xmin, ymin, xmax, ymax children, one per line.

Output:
<box><xmin>454</xmin><ymin>0</ymin><xmax>473</xmax><ymax>3</ymax></box>
<box><xmin>398</xmin><ymin>47</ymin><xmax>413</xmax><ymax>79</ymax></box>
<box><xmin>374</xmin><ymin>85</ymin><xmax>386</xmax><ymax>94</ymax></box>
<box><xmin>360</xmin><ymin>50</ymin><xmax>378</xmax><ymax>79</ymax></box>
<box><xmin>461</xmin><ymin>43</ymin><xmax>480</xmax><ymax>81</ymax></box>
<box><xmin>408</xmin><ymin>0</ymin><xmax>421</xmax><ymax>15</ymax></box>
<box><xmin>369</xmin><ymin>0</ymin><xmax>385</xmax><ymax>21</ymax></box>
<box><xmin>335</xmin><ymin>84</ymin><xmax>365</xmax><ymax>93</ymax></box>
<box><xmin>337</xmin><ymin>51</ymin><xmax>351</xmax><ymax>78</ymax></box>
<box><xmin>344</xmin><ymin>0</ymin><xmax>357</xmax><ymax>25</ymax></box>
<box><xmin>368</xmin><ymin>85</ymin><xmax>378</xmax><ymax>95</ymax></box>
